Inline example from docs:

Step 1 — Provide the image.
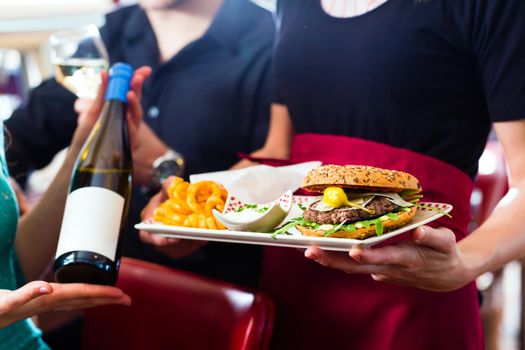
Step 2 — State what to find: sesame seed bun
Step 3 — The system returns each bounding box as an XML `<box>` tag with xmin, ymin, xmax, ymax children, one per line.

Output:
<box><xmin>296</xmin><ymin>206</ymin><xmax>417</xmax><ymax>240</ymax></box>
<box><xmin>301</xmin><ymin>164</ymin><xmax>421</xmax><ymax>194</ymax></box>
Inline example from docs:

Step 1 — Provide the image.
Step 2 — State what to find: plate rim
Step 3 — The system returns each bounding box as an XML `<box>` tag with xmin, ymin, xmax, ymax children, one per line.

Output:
<box><xmin>135</xmin><ymin>202</ymin><xmax>453</xmax><ymax>251</ymax></box>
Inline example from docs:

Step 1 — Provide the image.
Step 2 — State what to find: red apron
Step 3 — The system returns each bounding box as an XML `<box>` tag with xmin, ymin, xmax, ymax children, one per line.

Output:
<box><xmin>259</xmin><ymin>134</ymin><xmax>483</xmax><ymax>350</ymax></box>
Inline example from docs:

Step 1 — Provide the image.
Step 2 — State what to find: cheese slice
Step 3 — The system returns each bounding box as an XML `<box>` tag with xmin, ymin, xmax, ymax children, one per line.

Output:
<box><xmin>309</xmin><ymin>192</ymin><xmax>413</xmax><ymax>212</ymax></box>
<box><xmin>360</xmin><ymin>192</ymin><xmax>414</xmax><ymax>207</ymax></box>
<box><xmin>310</xmin><ymin>195</ymin><xmax>375</xmax><ymax>212</ymax></box>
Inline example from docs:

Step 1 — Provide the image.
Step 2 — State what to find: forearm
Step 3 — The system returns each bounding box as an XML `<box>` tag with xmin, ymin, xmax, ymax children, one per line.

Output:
<box><xmin>257</xmin><ymin>104</ymin><xmax>294</xmax><ymax>158</ymax></box>
<box><xmin>230</xmin><ymin>104</ymin><xmax>293</xmax><ymax>169</ymax></box>
<box><xmin>132</xmin><ymin>123</ymin><xmax>168</xmax><ymax>185</ymax></box>
<box><xmin>458</xmin><ymin>179</ymin><xmax>525</xmax><ymax>279</ymax></box>
<box><xmin>14</xmin><ymin>146</ymin><xmax>80</xmax><ymax>281</ymax></box>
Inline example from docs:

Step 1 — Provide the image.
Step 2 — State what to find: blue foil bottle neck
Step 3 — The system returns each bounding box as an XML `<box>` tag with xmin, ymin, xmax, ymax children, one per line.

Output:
<box><xmin>105</xmin><ymin>62</ymin><xmax>133</xmax><ymax>103</ymax></box>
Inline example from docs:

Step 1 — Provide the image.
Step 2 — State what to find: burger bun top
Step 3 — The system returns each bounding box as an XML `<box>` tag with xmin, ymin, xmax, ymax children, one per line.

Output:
<box><xmin>301</xmin><ymin>164</ymin><xmax>421</xmax><ymax>194</ymax></box>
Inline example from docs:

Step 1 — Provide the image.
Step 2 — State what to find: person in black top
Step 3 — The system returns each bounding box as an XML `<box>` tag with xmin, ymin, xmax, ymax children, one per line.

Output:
<box><xmin>143</xmin><ymin>1</ymin><xmax>525</xmax><ymax>349</ymax></box>
<box><xmin>6</xmin><ymin>0</ymin><xmax>274</xmax><ymax>288</ymax></box>
<box><xmin>267</xmin><ymin>1</ymin><xmax>525</xmax><ymax>349</ymax></box>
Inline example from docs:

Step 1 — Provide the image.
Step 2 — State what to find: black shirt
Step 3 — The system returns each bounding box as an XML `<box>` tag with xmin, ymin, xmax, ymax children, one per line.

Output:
<box><xmin>272</xmin><ymin>0</ymin><xmax>525</xmax><ymax>178</ymax></box>
<box><xmin>6</xmin><ymin>1</ymin><xmax>275</xmax><ymax>287</ymax></box>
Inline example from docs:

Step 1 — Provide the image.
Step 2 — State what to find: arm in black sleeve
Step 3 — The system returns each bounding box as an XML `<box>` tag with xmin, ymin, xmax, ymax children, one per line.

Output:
<box><xmin>468</xmin><ymin>0</ymin><xmax>525</xmax><ymax>122</ymax></box>
<box><xmin>4</xmin><ymin>5</ymin><xmax>139</xmax><ymax>187</ymax></box>
<box><xmin>5</xmin><ymin>5</ymin><xmax>140</xmax><ymax>187</ymax></box>
<box><xmin>4</xmin><ymin>78</ymin><xmax>77</xmax><ymax>186</ymax></box>
<box><xmin>238</xmin><ymin>6</ymin><xmax>275</xmax><ymax>153</ymax></box>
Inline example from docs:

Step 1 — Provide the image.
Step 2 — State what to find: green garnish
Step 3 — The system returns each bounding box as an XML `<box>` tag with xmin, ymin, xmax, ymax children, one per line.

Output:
<box><xmin>323</xmin><ymin>221</ymin><xmax>347</xmax><ymax>237</ymax></box>
<box><xmin>407</xmin><ymin>194</ymin><xmax>424</xmax><ymax>199</ymax></box>
<box><xmin>272</xmin><ymin>218</ymin><xmax>302</xmax><ymax>237</ymax></box>
<box><xmin>271</xmin><ymin>217</ymin><xmax>319</xmax><ymax>239</ymax></box>
<box><xmin>343</xmin><ymin>223</ymin><xmax>356</xmax><ymax>232</ymax></box>
<box><xmin>272</xmin><ymin>206</ymin><xmax>409</xmax><ymax>239</ymax></box>
<box><xmin>385</xmin><ymin>213</ymin><xmax>399</xmax><ymax>220</ymax></box>
<box><xmin>399</xmin><ymin>191</ymin><xmax>423</xmax><ymax>198</ymax></box>
<box><xmin>373</xmin><ymin>218</ymin><xmax>384</xmax><ymax>236</ymax></box>
<box><xmin>234</xmin><ymin>204</ymin><xmax>269</xmax><ymax>213</ymax></box>
<box><xmin>320</xmin><ymin>218</ymin><xmax>385</xmax><ymax>237</ymax></box>
<box><xmin>297</xmin><ymin>203</ymin><xmax>307</xmax><ymax>211</ymax></box>
<box><xmin>360</xmin><ymin>220</ymin><xmax>372</xmax><ymax>229</ymax></box>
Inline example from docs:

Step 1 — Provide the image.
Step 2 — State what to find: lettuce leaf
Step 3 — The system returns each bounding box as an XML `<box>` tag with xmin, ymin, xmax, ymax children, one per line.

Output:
<box><xmin>272</xmin><ymin>208</ymin><xmax>404</xmax><ymax>238</ymax></box>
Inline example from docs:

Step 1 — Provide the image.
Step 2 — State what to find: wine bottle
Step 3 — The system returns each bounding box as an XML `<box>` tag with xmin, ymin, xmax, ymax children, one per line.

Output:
<box><xmin>54</xmin><ymin>62</ymin><xmax>133</xmax><ymax>285</ymax></box>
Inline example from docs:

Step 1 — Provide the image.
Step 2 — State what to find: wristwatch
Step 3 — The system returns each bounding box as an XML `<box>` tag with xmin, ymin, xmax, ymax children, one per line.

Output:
<box><xmin>151</xmin><ymin>149</ymin><xmax>185</xmax><ymax>190</ymax></box>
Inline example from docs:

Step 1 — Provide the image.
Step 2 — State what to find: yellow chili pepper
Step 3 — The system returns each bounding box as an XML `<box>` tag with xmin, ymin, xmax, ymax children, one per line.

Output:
<box><xmin>323</xmin><ymin>187</ymin><xmax>349</xmax><ymax>208</ymax></box>
<box><xmin>323</xmin><ymin>187</ymin><xmax>375</xmax><ymax>214</ymax></box>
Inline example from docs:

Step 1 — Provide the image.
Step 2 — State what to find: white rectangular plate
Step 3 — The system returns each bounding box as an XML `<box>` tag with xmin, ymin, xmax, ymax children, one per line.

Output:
<box><xmin>135</xmin><ymin>202</ymin><xmax>452</xmax><ymax>251</ymax></box>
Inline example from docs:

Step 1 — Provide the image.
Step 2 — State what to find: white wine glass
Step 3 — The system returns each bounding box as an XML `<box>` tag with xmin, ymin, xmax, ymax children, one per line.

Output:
<box><xmin>49</xmin><ymin>25</ymin><xmax>109</xmax><ymax>99</ymax></box>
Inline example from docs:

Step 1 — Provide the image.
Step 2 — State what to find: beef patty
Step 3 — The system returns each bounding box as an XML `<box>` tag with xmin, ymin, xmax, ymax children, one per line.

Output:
<box><xmin>304</xmin><ymin>197</ymin><xmax>399</xmax><ymax>225</ymax></box>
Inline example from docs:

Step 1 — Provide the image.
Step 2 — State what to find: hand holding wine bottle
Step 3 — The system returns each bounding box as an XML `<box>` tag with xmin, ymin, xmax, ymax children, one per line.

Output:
<box><xmin>71</xmin><ymin>66</ymin><xmax>152</xmax><ymax>154</ymax></box>
<box><xmin>73</xmin><ymin>66</ymin><xmax>168</xmax><ymax>187</ymax></box>
<box><xmin>54</xmin><ymin>63</ymin><xmax>152</xmax><ymax>285</ymax></box>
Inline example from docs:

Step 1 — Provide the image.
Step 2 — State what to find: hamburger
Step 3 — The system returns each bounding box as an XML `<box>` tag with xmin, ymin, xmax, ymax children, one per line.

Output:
<box><xmin>294</xmin><ymin>164</ymin><xmax>422</xmax><ymax>239</ymax></box>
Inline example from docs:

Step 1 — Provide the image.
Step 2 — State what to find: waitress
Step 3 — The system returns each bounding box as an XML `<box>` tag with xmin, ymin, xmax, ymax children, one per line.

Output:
<box><xmin>242</xmin><ymin>0</ymin><xmax>525</xmax><ymax>349</ymax></box>
<box><xmin>142</xmin><ymin>0</ymin><xmax>525</xmax><ymax>348</ymax></box>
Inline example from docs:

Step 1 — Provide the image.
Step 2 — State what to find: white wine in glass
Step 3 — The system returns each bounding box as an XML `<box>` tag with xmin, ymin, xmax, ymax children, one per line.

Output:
<box><xmin>50</xmin><ymin>25</ymin><xmax>109</xmax><ymax>99</ymax></box>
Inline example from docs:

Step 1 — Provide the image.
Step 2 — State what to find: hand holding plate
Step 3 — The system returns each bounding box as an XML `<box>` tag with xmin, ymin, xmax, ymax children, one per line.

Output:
<box><xmin>304</xmin><ymin>225</ymin><xmax>474</xmax><ymax>292</ymax></box>
<box><xmin>139</xmin><ymin>176</ymin><xmax>207</xmax><ymax>258</ymax></box>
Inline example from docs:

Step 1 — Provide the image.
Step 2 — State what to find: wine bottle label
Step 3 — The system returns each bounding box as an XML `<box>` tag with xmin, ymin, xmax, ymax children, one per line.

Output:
<box><xmin>56</xmin><ymin>187</ymin><xmax>125</xmax><ymax>261</ymax></box>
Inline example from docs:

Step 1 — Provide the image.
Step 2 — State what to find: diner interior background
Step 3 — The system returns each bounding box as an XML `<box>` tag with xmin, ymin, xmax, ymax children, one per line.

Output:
<box><xmin>0</xmin><ymin>1</ymin><xmax>522</xmax><ymax>349</ymax></box>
